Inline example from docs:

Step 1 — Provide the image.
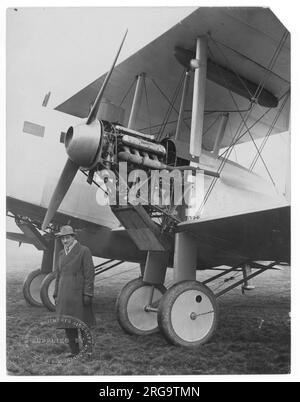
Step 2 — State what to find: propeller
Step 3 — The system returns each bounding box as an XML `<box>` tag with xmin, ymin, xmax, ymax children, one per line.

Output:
<box><xmin>87</xmin><ymin>29</ymin><xmax>128</xmax><ymax>125</ymax></box>
<box><xmin>42</xmin><ymin>158</ymin><xmax>78</xmax><ymax>230</ymax></box>
<box><xmin>41</xmin><ymin>30</ymin><xmax>128</xmax><ymax>230</ymax></box>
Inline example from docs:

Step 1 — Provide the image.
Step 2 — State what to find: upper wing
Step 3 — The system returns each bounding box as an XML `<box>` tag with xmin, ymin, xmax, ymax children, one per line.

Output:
<box><xmin>55</xmin><ymin>7</ymin><xmax>290</xmax><ymax>150</ymax></box>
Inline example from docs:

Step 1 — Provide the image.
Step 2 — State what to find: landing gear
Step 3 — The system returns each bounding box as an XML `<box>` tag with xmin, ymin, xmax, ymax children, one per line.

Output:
<box><xmin>23</xmin><ymin>269</ymin><xmax>48</xmax><ymax>307</ymax></box>
<box><xmin>40</xmin><ymin>272</ymin><xmax>56</xmax><ymax>312</ymax></box>
<box><xmin>158</xmin><ymin>281</ymin><xmax>218</xmax><ymax>347</ymax></box>
<box><xmin>22</xmin><ymin>237</ymin><xmax>60</xmax><ymax>309</ymax></box>
<box><xmin>116</xmin><ymin>278</ymin><xmax>166</xmax><ymax>336</ymax></box>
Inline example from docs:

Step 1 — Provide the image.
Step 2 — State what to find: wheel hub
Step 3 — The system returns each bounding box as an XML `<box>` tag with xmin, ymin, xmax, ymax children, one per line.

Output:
<box><xmin>190</xmin><ymin>312</ymin><xmax>197</xmax><ymax>320</ymax></box>
<box><xmin>144</xmin><ymin>305</ymin><xmax>158</xmax><ymax>313</ymax></box>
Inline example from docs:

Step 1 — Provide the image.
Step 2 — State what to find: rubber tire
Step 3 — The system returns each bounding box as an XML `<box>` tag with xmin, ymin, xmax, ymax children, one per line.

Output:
<box><xmin>116</xmin><ymin>278</ymin><xmax>166</xmax><ymax>336</ymax></box>
<box><xmin>40</xmin><ymin>271</ymin><xmax>57</xmax><ymax>312</ymax></box>
<box><xmin>158</xmin><ymin>280</ymin><xmax>218</xmax><ymax>347</ymax></box>
<box><xmin>23</xmin><ymin>269</ymin><xmax>47</xmax><ymax>307</ymax></box>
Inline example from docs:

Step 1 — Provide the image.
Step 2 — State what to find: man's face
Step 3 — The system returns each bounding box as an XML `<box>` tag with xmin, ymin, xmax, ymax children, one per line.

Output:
<box><xmin>61</xmin><ymin>235</ymin><xmax>75</xmax><ymax>248</ymax></box>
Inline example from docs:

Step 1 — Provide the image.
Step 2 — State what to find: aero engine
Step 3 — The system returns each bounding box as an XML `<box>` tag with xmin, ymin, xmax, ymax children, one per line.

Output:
<box><xmin>64</xmin><ymin>119</ymin><xmax>169</xmax><ymax>174</ymax></box>
<box><xmin>41</xmin><ymin>30</ymin><xmax>189</xmax><ymax>231</ymax></box>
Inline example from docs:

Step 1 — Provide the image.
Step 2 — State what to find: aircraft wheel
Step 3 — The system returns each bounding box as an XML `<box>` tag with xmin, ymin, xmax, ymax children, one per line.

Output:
<box><xmin>40</xmin><ymin>272</ymin><xmax>56</xmax><ymax>312</ymax></box>
<box><xmin>23</xmin><ymin>269</ymin><xmax>48</xmax><ymax>307</ymax></box>
<box><xmin>158</xmin><ymin>281</ymin><xmax>218</xmax><ymax>347</ymax></box>
<box><xmin>116</xmin><ymin>278</ymin><xmax>166</xmax><ymax>336</ymax></box>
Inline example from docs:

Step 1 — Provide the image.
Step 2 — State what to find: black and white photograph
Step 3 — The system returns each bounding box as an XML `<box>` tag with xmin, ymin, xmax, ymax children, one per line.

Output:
<box><xmin>5</xmin><ymin>4</ymin><xmax>293</xmax><ymax>380</ymax></box>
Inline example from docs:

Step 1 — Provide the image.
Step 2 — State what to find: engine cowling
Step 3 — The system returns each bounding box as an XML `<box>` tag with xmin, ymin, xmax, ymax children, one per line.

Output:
<box><xmin>64</xmin><ymin>119</ymin><xmax>102</xmax><ymax>170</ymax></box>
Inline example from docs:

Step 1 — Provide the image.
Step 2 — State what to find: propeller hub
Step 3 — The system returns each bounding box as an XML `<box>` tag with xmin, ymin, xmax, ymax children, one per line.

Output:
<box><xmin>65</xmin><ymin>119</ymin><xmax>102</xmax><ymax>170</ymax></box>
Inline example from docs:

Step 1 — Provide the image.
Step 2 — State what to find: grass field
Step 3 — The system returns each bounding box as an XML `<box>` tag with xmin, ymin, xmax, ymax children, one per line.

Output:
<box><xmin>6</xmin><ymin>244</ymin><xmax>290</xmax><ymax>376</ymax></box>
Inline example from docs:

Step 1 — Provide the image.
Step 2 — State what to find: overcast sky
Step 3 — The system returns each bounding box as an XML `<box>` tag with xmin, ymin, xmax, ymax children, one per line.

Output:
<box><xmin>7</xmin><ymin>7</ymin><xmax>196</xmax><ymax>111</ymax></box>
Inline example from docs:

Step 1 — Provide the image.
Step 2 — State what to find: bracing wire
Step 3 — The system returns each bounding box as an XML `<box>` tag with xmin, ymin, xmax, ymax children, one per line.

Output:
<box><xmin>200</xmin><ymin>30</ymin><xmax>288</xmax><ymax>207</ymax></box>
<box><xmin>151</xmin><ymin>69</ymin><xmax>187</xmax><ymax>140</ymax></box>
<box><xmin>198</xmin><ymin>45</ymin><xmax>256</xmax><ymax>210</ymax></box>
<box><xmin>157</xmin><ymin>69</ymin><xmax>186</xmax><ymax>140</ymax></box>
<box><xmin>207</xmin><ymin>41</ymin><xmax>275</xmax><ymax>186</ymax></box>
<box><xmin>202</xmin><ymin>114</ymin><xmax>221</xmax><ymax>138</ymax></box>
<box><xmin>218</xmin><ymin>107</ymin><xmax>273</xmax><ymax>158</ymax></box>
<box><xmin>207</xmin><ymin>33</ymin><xmax>254</xmax><ymax>100</ymax></box>
<box><xmin>249</xmin><ymin>91</ymin><xmax>290</xmax><ymax>171</ymax></box>
<box><xmin>118</xmin><ymin>77</ymin><xmax>137</xmax><ymax>107</ymax></box>
<box><xmin>252</xmin><ymin>29</ymin><xmax>289</xmax><ymax>104</ymax></box>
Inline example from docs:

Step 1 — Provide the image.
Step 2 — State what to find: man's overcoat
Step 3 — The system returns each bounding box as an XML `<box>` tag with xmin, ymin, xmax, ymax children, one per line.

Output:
<box><xmin>54</xmin><ymin>242</ymin><xmax>96</xmax><ymax>327</ymax></box>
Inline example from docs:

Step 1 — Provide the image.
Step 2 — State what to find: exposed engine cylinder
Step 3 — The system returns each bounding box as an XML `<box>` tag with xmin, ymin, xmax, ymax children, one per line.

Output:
<box><xmin>117</xmin><ymin>133</ymin><xmax>167</xmax><ymax>169</ymax></box>
<box><xmin>121</xmin><ymin>135</ymin><xmax>166</xmax><ymax>156</ymax></box>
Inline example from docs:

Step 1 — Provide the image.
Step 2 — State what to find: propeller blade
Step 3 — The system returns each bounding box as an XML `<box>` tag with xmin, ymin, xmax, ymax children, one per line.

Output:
<box><xmin>86</xmin><ymin>29</ymin><xmax>128</xmax><ymax>125</ymax></box>
<box><xmin>42</xmin><ymin>158</ymin><xmax>79</xmax><ymax>230</ymax></box>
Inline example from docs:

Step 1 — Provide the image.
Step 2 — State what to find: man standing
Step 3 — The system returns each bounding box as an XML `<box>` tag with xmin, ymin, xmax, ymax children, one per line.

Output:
<box><xmin>53</xmin><ymin>225</ymin><xmax>96</xmax><ymax>357</ymax></box>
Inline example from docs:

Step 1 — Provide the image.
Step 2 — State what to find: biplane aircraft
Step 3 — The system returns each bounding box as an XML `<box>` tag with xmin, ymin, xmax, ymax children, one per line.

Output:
<box><xmin>7</xmin><ymin>7</ymin><xmax>290</xmax><ymax>347</ymax></box>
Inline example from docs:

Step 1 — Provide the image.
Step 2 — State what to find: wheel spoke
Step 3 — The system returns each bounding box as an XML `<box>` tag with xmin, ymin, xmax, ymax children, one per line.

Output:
<box><xmin>193</xmin><ymin>310</ymin><xmax>215</xmax><ymax>318</ymax></box>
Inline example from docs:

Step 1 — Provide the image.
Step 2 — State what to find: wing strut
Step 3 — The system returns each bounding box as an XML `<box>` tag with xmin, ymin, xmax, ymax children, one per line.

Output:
<box><xmin>190</xmin><ymin>36</ymin><xmax>207</xmax><ymax>159</ymax></box>
<box><xmin>128</xmin><ymin>73</ymin><xmax>145</xmax><ymax>130</ymax></box>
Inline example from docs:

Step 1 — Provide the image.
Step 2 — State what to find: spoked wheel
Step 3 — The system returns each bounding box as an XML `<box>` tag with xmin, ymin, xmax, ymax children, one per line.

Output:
<box><xmin>23</xmin><ymin>269</ymin><xmax>48</xmax><ymax>307</ymax></box>
<box><xmin>158</xmin><ymin>281</ymin><xmax>218</xmax><ymax>347</ymax></box>
<box><xmin>116</xmin><ymin>278</ymin><xmax>166</xmax><ymax>336</ymax></box>
<box><xmin>40</xmin><ymin>272</ymin><xmax>56</xmax><ymax>312</ymax></box>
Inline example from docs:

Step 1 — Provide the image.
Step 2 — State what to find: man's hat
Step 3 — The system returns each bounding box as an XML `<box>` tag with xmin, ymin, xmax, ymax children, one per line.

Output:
<box><xmin>56</xmin><ymin>225</ymin><xmax>75</xmax><ymax>238</ymax></box>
